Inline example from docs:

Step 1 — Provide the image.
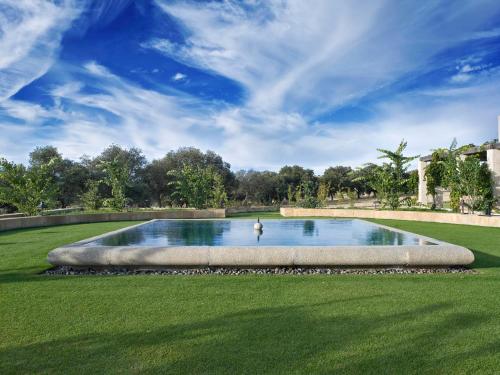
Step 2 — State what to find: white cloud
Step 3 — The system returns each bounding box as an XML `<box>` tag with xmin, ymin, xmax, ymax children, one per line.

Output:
<box><xmin>0</xmin><ymin>0</ymin><xmax>82</xmax><ymax>101</ymax></box>
<box><xmin>172</xmin><ymin>72</ymin><xmax>187</xmax><ymax>81</ymax></box>
<box><xmin>2</xmin><ymin>0</ymin><xmax>500</xmax><ymax>174</ymax></box>
<box><xmin>151</xmin><ymin>0</ymin><xmax>500</xmax><ymax>117</ymax></box>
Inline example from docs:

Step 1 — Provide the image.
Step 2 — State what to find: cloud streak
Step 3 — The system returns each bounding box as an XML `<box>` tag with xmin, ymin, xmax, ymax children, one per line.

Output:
<box><xmin>0</xmin><ymin>0</ymin><xmax>82</xmax><ymax>101</ymax></box>
<box><xmin>1</xmin><ymin>0</ymin><xmax>500</xmax><ymax>173</ymax></box>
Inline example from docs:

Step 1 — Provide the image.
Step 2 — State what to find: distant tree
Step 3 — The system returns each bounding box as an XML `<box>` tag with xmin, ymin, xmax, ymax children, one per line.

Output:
<box><xmin>425</xmin><ymin>151</ymin><xmax>446</xmax><ymax>209</ymax></box>
<box><xmin>440</xmin><ymin>140</ymin><xmax>462</xmax><ymax>212</ymax></box>
<box><xmin>316</xmin><ymin>181</ymin><xmax>330</xmax><ymax>206</ymax></box>
<box><xmin>278</xmin><ymin>165</ymin><xmax>316</xmax><ymax>198</ymax></box>
<box><xmin>0</xmin><ymin>158</ymin><xmax>57</xmax><ymax>215</ymax></box>
<box><xmin>144</xmin><ymin>158</ymin><xmax>171</xmax><ymax>207</ymax></box>
<box><xmin>287</xmin><ymin>185</ymin><xmax>294</xmax><ymax>202</ymax></box>
<box><xmin>457</xmin><ymin>156</ymin><xmax>495</xmax><ymax>214</ymax></box>
<box><xmin>296</xmin><ymin>179</ymin><xmax>320</xmax><ymax>208</ymax></box>
<box><xmin>29</xmin><ymin>146</ymin><xmax>61</xmax><ymax>167</ymax></box>
<box><xmin>406</xmin><ymin>169</ymin><xmax>419</xmax><ymax>195</ymax></box>
<box><xmin>93</xmin><ymin>145</ymin><xmax>148</xmax><ymax>206</ymax></box>
<box><xmin>375</xmin><ymin>140</ymin><xmax>419</xmax><ymax>209</ymax></box>
<box><xmin>322</xmin><ymin>166</ymin><xmax>352</xmax><ymax>198</ymax></box>
<box><xmin>477</xmin><ymin>163</ymin><xmax>495</xmax><ymax>214</ymax></box>
<box><xmin>350</xmin><ymin>163</ymin><xmax>379</xmax><ymax>197</ymax></box>
<box><xmin>169</xmin><ymin>165</ymin><xmax>220</xmax><ymax>209</ymax></box>
<box><xmin>234</xmin><ymin>170</ymin><xmax>280</xmax><ymax>205</ymax></box>
<box><xmin>80</xmin><ymin>180</ymin><xmax>102</xmax><ymax>211</ymax></box>
<box><xmin>163</xmin><ymin>147</ymin><xmax>236</xmax><ymax>200</ymax></box>
<box><xmin>29</xmin><ymin>146</ymin><xmax>89</xmax><ymax>207</ymax></box>
<box><xmin>210</xmin><ymin>173</ymin><xmax>228</xmax><ymax>208</ymax></box>
<box><xmin>100</xmin><ymin>157</ymin><xmax>129</xmax><ymax>211</ymax></box>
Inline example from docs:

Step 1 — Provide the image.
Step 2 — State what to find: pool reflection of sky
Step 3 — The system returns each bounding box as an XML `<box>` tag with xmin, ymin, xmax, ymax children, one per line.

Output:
<box><xmin>88</xmin><ymin>220</ymin><xmax>436</xmax><ymax>247</ymax></box>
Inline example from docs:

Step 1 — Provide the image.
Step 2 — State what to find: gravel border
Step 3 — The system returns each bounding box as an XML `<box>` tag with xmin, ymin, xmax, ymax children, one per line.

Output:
<box><xmin>44</xmin><ymin>266</ymin><xmax>474</xmax><ymax>276</ymax></box>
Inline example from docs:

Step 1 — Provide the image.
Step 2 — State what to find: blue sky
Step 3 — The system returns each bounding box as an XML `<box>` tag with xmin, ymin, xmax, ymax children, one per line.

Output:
<box><xmin>1</xmin><ymin>0</ymin><xmax>500</xmax><ymax>172</ymax></box>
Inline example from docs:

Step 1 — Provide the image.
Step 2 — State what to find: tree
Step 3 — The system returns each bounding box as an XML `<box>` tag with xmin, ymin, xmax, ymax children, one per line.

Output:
<box><xmin>278</xmin><ymin>165</ymin><xmax>316</xmax><ymax>199</ymax></box>
<box><xmin>457</xmin><ymin>156</ymin><xmax>495</xmax><ymax>214</ymax></box>
<box><xmin>29</xmin><ymin>146</ymin><xmax>91</xmax><ymax>207</ymax></box>
<box><xmin>93</xmin><ymin>145</ymin><xmax>148</xmax><ymax>206</ymax></box>
<box><xmin>440</xmin><ymin>140</ymin><xmax>462</xmax><ymax>212</ymax></box>
<box><xmin>210</xmin><ymin>173</ymin><xmax>228</xmax><ymax>208</ymax></box>
<box><xmin>144</xmin><ymin>158</ymin><xmax>171</xmax><ymax>207</ymax></box>
<box><xmin>163</xmin><ymin>148</ymin><xmax>236</xmax><ymax>202</ymax></box>
<box><xmin>29</xmin><ymin>146</ymin><xmax>61</xmax><ymax>167</ymax></box>
<box><xmin>169</xmin><ymin>165</ymin><xmax>225</xmax><ymax>209</ymax></box>
<box><xmin>100</xmin><ymin>157</ymin><xmax>130</xmax><ymax>211</ymax></box>
<box><xmin>0</xmin><ymin>158</ymin><xmax>57</xmax><ymax>215</ymax></box>
<box><xmin>425</xmin><ymin>151</ymin><xmax>446</xmax><ymax>209</ymax></box>
<box><xmin>350</xmin><ymin>163</ymin><xmax>379</xmax><ymax>197</ymax></box>
<box><xmin>375</xmin><ymin>140</ymin><xmax>419</xmax><ymax>209</ymax></box>
<box><xmin>80</xmin><ymin>180</ymin><xmax>102</xmax><ymax>210</ymax></box>
<box><xmin>317</xmin><ymin>181</ymin><xmax>330</xmax><ymax>206</ymax></box>
<box><xmin>478</xmin><ymin>163</ymin><xmax>495</xmax><ymax>215</ymax></box>
<box><xmin>322</xmin><ymin>166</ymin><xmax>353</xmax><ymax>198</ymax></box>
<box><xmin>296</xmin><ymin>179</ymin><xmax>320</xmax><ymax>208</ymax></box>
<box><xmin>406</xmin><ymin>169</ymin><xmax>419</xmax><ymax>195</ymax></box>
<box><xmin>234</xmin><ymin>170</ymin><xmax>280</xmax><ymax>205</ymax></box>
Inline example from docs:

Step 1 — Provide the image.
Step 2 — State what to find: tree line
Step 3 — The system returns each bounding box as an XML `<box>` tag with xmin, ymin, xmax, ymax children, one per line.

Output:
<box><xmin>0</xmin><ymin>139</ymin><xmax>494</xmax><ymax>215</ymax></box>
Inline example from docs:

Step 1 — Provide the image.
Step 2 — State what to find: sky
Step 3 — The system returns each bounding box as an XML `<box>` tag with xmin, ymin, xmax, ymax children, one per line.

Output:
<box><xmin>1</xmin><ymin>0</ymin><xmax>500</xmax><ymax>173</ymax></box>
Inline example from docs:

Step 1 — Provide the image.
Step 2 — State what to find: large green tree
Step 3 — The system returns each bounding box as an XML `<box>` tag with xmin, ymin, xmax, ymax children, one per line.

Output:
<box><xmin>92</xmin><ymin>145</ymin><xmax>148</xmax><ymax>206</ymax></box>
<box><xmin>162</xmin><ymin>148</ymin><xmax>236</xmax><ymax>205</ymax></box>
<box><xmin>169</xmin><ymin>165</ymin><xmax>225</xmax><ymax>209</ymax></box>
<box><xmin>376</xmin><ymin>141</ymin><xmax>419</xmax><ymax>209</ymax></box>
<box><xmin>322</xmin><ymin>166</ymin><xmax>353</xmax><ymax>198</ymax></box>
<box><xmin>278</xmin><ymin>165</ymin><xmax>317</xmax><ymax>201</ymax></box>
<box><xmin>99</xmin><ymin>157</ymin><xmax>130</xmax><ymax>211</ymax></box>
<box><xmin>234</xmin><ymin>170</ymin><xmax>280</xmax><ymax>205</ymax></box>
<box><xmin>29</xmin><ymin>146</ymin><xmax>89</xmax><ymax>207</ymax></box>
<box><xmin>0</xmin><ymin>158</ymin><xmax>57</xmax><ymax>215</ymax></box>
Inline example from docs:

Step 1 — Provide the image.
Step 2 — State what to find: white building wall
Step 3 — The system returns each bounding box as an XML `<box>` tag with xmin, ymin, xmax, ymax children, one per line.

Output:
<box><xmin>487</xmin><ymin>149</ymin><xmax>500</xmax><ymax>200</ymax></box>
<box><xmin>417</xmin><ymin>159</ymin><xmax>430</xmax><ymax>205</ymax></box>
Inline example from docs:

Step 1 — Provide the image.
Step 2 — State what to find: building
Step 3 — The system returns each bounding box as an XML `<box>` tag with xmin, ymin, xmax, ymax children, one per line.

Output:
<box><xmin>418</xmin><ymin>116</ymin><xmax>500</xmax><ymax>206</ymax></box>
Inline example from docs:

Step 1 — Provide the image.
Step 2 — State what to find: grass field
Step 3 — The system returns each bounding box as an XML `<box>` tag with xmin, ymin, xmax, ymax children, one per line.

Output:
<box><xmin>1</xmin><ymin>217</ymin><xmax>499</xmax><ymax>374</ymax></box>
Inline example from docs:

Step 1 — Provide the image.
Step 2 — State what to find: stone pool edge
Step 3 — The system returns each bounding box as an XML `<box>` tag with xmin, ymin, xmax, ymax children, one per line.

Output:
<box><xmin>47</xmin><ymin>219</ymin><xmax>475</xmax><ymax>267</ymax></box>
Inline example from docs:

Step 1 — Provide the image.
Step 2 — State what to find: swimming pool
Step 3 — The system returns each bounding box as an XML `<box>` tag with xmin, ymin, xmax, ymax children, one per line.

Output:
<box><xmin>47</xmin><ymin>219</ymin><xmax>474</xmax><ymax>267</ymax></box>
<box><xmin>86</xmin><ymin>219</ymin><xmax>436</xmax><ymax>247</ymax></box>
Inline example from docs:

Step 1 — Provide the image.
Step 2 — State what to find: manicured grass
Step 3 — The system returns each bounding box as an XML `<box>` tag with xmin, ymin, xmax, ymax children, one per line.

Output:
<box><xmin>1</xmin><ymin>219</ymin><xmax>500</xmax><ymax>374</ymax></box>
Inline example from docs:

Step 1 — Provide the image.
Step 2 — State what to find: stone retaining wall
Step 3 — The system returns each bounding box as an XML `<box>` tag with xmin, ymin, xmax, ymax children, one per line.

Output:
<box><xmin>281</xmin><ymin>207</ymin><xmax>500</xmax><ymax>228</ymax></box>
<box><xmin>225</xmin><ymin>206</ymin><xmax>279</xmax><ymax>215</ymax></box>
<box><xmin>0</xmin><ymin>209</ymin><xmax>225</xmax><ymax>232</ymax></box>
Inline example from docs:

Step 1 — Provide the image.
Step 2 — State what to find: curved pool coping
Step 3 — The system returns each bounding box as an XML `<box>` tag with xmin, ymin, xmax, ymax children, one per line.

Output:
<box><xmin>47</xmin><ymin>219</ymin><xmax>475</xmax><ymax>267</ymax></box>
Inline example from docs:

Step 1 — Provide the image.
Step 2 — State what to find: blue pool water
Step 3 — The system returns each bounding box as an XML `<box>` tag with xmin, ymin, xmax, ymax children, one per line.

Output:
<box><xmin>88</xmin><ymin>219</ymin><xmax>436</xmax><ymax>246</ymax></box>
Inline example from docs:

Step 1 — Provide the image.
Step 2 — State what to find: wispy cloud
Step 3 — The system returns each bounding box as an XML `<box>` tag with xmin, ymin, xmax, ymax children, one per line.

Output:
<box><xmin>1</xmin><ymin>0</ymin><xmax>500</xmax><ymax>172</ymax></box>
<box><xmin>0</xmin><ymin>0</ymin><xmax>82</xmax><ymax>101</ymax></box>
<box><xmin>151</xmin><ymin>0</ymin><xmax>500</xmax><ymax>117</ymax></box>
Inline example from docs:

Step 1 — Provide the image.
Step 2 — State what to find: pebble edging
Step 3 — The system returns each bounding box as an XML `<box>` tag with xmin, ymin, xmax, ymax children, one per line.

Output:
<box><xmin>44</xmin><ymin>266</ymin><xmax>474</xmax><ymax>276</ymax></box>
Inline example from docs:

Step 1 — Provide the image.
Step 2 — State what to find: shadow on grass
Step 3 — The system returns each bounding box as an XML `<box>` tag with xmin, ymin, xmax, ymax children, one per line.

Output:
<box><xmin>0</xmin><ymin>300</ymin><xmax>496</xmax><ymax>374</ymax></box>
<box><xmin>471</xmin><ymin>249</ymin><xmax>500</xmax><ymax>269</ymax></box>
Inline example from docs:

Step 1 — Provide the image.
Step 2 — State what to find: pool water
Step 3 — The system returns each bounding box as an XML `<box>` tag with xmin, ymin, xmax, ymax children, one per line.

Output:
<box><xmin>88</xmin><ymin>219</ymin><xmax>436</xmax><ymax>247</ymax></box>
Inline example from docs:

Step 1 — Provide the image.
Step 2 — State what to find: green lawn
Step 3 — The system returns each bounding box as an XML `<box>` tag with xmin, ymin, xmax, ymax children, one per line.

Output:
<box><xmin>1</xmin><ymin>218</ymin><xmax>499</xmax><ymax>374</ymax></box>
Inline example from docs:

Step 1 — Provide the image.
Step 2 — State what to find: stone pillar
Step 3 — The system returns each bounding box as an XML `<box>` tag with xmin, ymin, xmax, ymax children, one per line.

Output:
<box><xmin>417</xmin><ymin>159</ymin><xmax>429</xmax><ymax>205</ymax></box>
<box><xmin>486</xmin><ymin>116</ymin><xmax>500</xmax><ymax>202</ymax></box>
<box><xmin>487</xmin><ymin>148</ymin><xmax>500</xmax><ymax>201</ymax></box>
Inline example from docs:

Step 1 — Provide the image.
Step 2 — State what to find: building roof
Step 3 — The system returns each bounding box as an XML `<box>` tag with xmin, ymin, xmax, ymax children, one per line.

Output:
<box><xmin>420</xmin><ymin>142</ymin><xmax>500</xmax><ymax>162</ymax></box>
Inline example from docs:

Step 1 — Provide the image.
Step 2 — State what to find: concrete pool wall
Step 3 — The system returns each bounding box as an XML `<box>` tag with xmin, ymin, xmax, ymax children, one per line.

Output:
<box><xmin>47</xmin><ymin>220</ymin><xmax>475</xmax><ymax>267</ymax></box>
<box><xmin>281</xmin><ymin>207</ymin><xmax>500</xmax><ymax>228</ymax></box>
<box><xmin>0</xmin><ymin>209</ymin><xmax>225</xmax><ymax>232</ymax></box>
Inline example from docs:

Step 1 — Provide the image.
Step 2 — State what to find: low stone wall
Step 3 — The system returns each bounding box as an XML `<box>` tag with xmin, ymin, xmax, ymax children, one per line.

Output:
<box><xmin>281</xmin><ymin>207</ymin><xmax>500</xmax><ymax>228</ymax></box>
<box><xmin>0</xmin><ymin>213</ymin><xmax>25</xmax><ymax>219</ymax></box>
<box><xmin>0</xmin><ymin>209</ymin><xmax>225</xmax><ymax>232</ymax></box>
<box><xmin>225</xmin><ymin>206</ymin><xmax>279</xmax><ymax>215</ymax></box>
